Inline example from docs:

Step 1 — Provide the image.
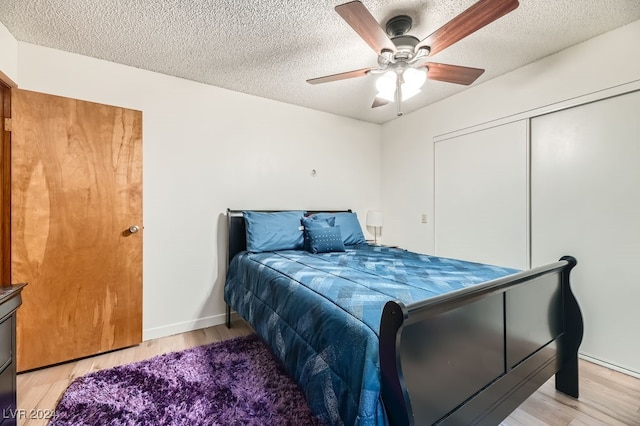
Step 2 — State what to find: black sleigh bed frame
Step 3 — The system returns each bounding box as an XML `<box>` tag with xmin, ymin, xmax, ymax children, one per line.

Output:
<box><xmin>225</xmin><ymin>209</ymin><xmax>584</xmax><ymax>425</ymax></box>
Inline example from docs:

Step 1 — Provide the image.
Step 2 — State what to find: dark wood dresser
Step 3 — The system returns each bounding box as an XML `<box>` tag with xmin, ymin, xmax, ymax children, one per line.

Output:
<box><xmin>0</xmin><ymin>284</ymin><xmax>26</xmax><ymax>426</ymax></box>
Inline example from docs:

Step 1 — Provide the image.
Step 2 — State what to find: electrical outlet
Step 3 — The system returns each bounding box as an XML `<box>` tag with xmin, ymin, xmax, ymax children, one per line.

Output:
<box><xmin>421</xmin><ymin>214</ymin><xmax>428</xmax><ymax>224</ymax></box>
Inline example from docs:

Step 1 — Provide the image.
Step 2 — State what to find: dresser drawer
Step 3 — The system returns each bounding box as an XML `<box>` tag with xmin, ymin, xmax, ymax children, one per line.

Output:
<box><xmin>0</xmin><ymin>318</ymin><xmax>11</xmax><ymax>370</ymax></box>
<box><xmin>0</xmin><ymin>361</ymin><xmax>15</xmax><ymax>420</ymax></box>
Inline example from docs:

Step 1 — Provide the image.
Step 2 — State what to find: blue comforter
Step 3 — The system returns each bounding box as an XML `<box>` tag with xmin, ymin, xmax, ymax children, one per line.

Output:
<box><xmin>224</xmin><ymin>244</ymin><xmax>518</xmax><ymax>425</ymax></box>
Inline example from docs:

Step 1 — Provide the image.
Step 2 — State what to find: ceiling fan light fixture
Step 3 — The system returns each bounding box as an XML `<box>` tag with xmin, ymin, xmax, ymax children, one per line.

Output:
<box><xmin>375</xmin><ymin>71</ymin><xmax>397</xmax><ymax>101</ymax></box>
<box><xmin>403</xmin><ymin>68</ymin><xmax>427</xmax><ymax>90</ymax></box>
<box><xmin>309</xmin><ymin>0</ymin><xmax>519</xmax><ymax>115</ymax></box>
<box><xmin>399</xmin><ymin>67</ymin><xmax>426</xmax><ymax>101</ymax></box>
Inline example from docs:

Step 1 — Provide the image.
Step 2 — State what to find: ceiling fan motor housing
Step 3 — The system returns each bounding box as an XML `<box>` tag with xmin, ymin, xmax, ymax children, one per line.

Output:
<box><xmin>386</xmin><ymin>15</ymin><xmax>413</xmax><ymax>37</ymax></box>
<box><xmin>385</xmin><ymin>15</ymin><xmax>421</xmax><ymax>60</ymax></box>
<box><xmin>392</xmin><ymin>35</ymin><xmax>420</xmax><ymax>59</ymax></box>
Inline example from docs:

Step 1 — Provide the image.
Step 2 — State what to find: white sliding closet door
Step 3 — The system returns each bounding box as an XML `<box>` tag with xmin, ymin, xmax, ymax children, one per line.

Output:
<box><xmin>531</xmin><ymin>90</ymin><xmax>640</xmax><ymax>375</ymax></box>
<box><xmin>435</xmin><ymin>120</ymin><xmax>528</xmax><ymax>270</ymax></box>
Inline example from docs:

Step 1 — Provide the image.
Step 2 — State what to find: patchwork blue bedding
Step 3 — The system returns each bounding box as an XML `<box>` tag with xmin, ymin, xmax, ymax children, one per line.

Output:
<box><xmin>224</xmin><ymin>244</ymin><xmax>518</xmax><ymax>425</ymax></box>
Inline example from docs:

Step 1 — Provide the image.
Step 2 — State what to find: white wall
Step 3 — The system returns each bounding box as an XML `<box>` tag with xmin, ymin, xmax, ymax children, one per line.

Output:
<box><xmin>16</xmin><ymin>42</ymin><xmax>382</xmax><ymax>340</ymax></box>
<box><xmin>0</xmin><ymin>21</ymin><xmax>18</xmax><ymax>84</ymax></box>
<box><xmin>382</xmin><ymin>19</ymin><xmax>640</xmax><ymax>254</ymax></box>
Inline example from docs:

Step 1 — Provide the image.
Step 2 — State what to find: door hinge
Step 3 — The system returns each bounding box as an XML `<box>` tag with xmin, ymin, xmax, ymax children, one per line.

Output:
<box><xmin>3</xmin><ymin>118</ymin><xmax>11</xmax><ymax>132</ymax></box>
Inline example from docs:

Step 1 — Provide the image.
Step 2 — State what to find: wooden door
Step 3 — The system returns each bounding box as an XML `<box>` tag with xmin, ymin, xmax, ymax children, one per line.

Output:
<box><xmin>11</xmin><ymin>89</ymin><xmax>143</xmax><ymax>371</ymax></box>
<box><xmin>0</xmin><ymin>82</ymin><xmax>10</xmax><ymax>285</ymax></box>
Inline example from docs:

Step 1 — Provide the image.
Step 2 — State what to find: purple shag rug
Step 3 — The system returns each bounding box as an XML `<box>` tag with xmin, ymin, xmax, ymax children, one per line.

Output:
<box><xmin>50</xmin><ymin>334</ymin><xmax>323</xmax><ymax>426</ymax></box>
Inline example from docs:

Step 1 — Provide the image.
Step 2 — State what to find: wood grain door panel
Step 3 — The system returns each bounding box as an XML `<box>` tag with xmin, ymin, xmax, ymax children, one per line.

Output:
<box><xmin>1</xmin><ymin>82</ymin><xmax>11</xmax><ymax>285</ymax></box>
<box><xmin>11</xmin><ymin>89</ymin><xmax>142</xmax><ymax>371</ymax></box>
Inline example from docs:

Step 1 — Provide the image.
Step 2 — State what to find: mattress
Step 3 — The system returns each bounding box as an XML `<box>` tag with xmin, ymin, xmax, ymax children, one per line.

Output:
<box><xmin>224</xmin><ymin>244</ymin><xmax>518</xmax><ymax>425</ymax></box>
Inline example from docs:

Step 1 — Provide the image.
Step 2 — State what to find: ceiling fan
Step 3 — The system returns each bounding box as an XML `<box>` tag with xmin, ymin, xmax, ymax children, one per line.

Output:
<box><xmin>307</xmin><ymin>0</ymin><xmax>520</xmax><ymax>116</ymax></box>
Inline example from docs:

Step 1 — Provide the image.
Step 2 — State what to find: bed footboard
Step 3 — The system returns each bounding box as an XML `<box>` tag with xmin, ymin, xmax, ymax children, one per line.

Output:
<box><xmin>379</xmin><ymin>256</ymin><xmax>582</xmax><ymax>425</ymax></box>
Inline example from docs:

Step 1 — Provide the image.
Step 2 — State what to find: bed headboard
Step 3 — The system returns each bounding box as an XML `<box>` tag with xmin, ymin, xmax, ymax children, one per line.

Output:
<box><xmin>226</xmin><ymin>209</ymin><xmax>352</xmax><ymax>265</ymax></box>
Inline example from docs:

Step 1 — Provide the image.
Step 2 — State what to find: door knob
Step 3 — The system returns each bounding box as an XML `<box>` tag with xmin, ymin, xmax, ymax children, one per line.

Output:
<box><xmin>129</xmin><ymin>225</ymin><xmax>140</xmax><ymax>233</ymax></box>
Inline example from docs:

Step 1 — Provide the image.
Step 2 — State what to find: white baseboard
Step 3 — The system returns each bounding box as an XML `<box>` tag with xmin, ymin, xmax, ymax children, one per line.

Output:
<box><xmin>579</xmin><ymin>353</ymin><xmax>640</xmax><ymax>379</ymax></box>
<box><xmin>142</xmin><ymin>312</ymin><xmax>239</xmax><ymax>341</ymax></box>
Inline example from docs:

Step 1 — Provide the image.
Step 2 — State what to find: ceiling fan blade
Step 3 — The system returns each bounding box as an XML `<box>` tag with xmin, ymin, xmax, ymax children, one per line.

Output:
<box><xmin>371</xmin><ymin>97</ymin><xmax>389</xmax><ymax>108</ymax></box>
<box><xmin>424</xmin><ymin>63</ymin><xmax>485</xmax><ymax>85</ymax></box>
<box><xmin>306</xmin><ymin>67</ymin><xmax>375</xmax><ymax>85</ymax></box>
<box><xmin>416</xmin><ymin>0</ymin><xmax>519</xmax><ymax>56</ymax></box>
<box><xmin>335</xmin><ymin>1</ymin><xmax>397</xmax><ymax>55</ymax></box>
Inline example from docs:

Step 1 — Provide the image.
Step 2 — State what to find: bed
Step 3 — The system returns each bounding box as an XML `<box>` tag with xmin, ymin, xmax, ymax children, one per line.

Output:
<box><xmin>224</xmin><ymin>209</ymin><xmax>583</xmax><ymax>425</ymax></box>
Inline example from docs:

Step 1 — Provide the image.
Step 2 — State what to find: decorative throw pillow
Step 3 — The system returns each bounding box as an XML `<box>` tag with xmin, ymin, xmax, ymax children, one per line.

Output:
<box><xmin>301</xmin><ymin>216</ymin><xmax>336</xmax><ymax>251</ymax></box>
<box><xmin>306</xmin><ymin>225</ymin><xmax>345</xmax><ymax>254</ymax></box>
<box><xmin>307</xmin><ymin>212</ymin><xmax>366</xmax><ymax>245</ymax></box>
<box><xmin>243</xmin><ymin>210</ymin><xmax>305</xmax><ymax>252</ymax></box>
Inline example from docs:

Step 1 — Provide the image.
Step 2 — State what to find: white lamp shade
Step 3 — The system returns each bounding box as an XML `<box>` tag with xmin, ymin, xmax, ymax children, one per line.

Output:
<box><xmin>375</xmin><ymin>68</ymin><xmax>426</xmax><ymax>103</ymax></box>
<box><xmin>401</xmin><ymin>68</ymin><xmax>426</xmax><ymax>101</ymax></box>
<box><xmin>366</xmin><ymin>210</ymin><xmax>384</xmax><ymax>227</ymax></box>
<box><xmin>375</xmin><ymin>71</ymin><xmax>397</xmax><ymax>102</ymax></box>
<box><xmin>376</xmin><ymin>71</ymin><xmax>396</xmax><ymax>92</ymax></box>
<box><xmin>403</xmin><ymin>68</ymin><xmax>426</xmax><ymax>88</ymax></box>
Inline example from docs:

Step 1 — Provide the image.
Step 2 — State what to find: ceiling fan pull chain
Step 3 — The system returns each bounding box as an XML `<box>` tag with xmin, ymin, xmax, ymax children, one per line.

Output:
<box><xmin>396</xmin><ymin>72</ymin><xmax>403</xmax><ymax>116</ymax></box>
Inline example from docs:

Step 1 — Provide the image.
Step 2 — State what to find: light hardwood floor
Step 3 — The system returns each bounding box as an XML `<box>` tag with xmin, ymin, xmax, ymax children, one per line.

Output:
<box><xmin>16</xmin><ymin>321</ymin><xmax>640</xmax><ymax>426</ymax></box>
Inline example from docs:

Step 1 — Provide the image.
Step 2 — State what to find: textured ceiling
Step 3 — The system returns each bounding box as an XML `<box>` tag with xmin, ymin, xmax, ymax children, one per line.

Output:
<box><xmin>1</xmin><ymin>1</ymin><xmax>639</xmax><ymax>124</ymax></box>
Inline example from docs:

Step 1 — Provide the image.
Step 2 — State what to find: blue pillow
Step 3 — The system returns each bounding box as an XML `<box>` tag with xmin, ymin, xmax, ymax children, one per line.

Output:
<box><xmin>301</xmin><ymin>216</ymin><xmax>336</xmax><ymax>251</ymax></box>
<box><xmin>306</xmin><ymin>226</ymin><xmax>345</xmax><ymax>254</ymax></box>
<box><xmin>307</xmin><ymin>212</ymin><xmax>366</xmax><ymax>245</ymax></box>
<box><xmin>243</xmin><ymin>211</ymin><xmax>304</xmax><ymax>252</ymax></box>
